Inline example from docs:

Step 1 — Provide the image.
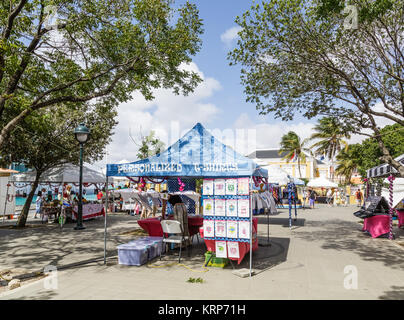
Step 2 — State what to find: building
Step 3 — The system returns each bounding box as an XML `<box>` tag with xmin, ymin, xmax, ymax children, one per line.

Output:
<box><xmin>247</xmin><ymin>148</ymin><xmax>326</xmax><ymax>180</ymax></box>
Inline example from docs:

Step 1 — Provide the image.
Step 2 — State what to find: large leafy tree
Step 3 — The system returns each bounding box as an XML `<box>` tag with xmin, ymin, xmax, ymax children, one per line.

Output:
<box><xmin>353</xmin><ymin>123</ymin><xmax>404</xmax><ymax>177</ymax></box>
<box><xmin>229</xmin><ymin>0</ymin><xmax>404</xmax><ymax>176</ymax></box>
<box><xmin>0</xmin><ymin>0</ymin><xmax>203</xmax><ymax>148</ymax></box>
<box><xmin>0</xmin><ymin>103</ymin><xmax>117</xmax><ymax>227</ymax></box>
<box><xmin>279</xmin><ymin>131</ymin><xmax>311</xmax><ymax>178</ymax></box>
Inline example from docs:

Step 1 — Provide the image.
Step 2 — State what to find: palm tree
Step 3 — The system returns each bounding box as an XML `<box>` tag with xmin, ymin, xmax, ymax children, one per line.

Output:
<box><xmin>309</xmin><ymin>117</ymin><xmax>351</xmax><ymax>180</ymax></box>
<box><xmin>335</xmin><ymin>145</ymin><xmax>360</xmax><ymax>185</ymax></box>
<box><xmin>279</xmin><ymin>131</ymin><xmax>311</xmax><ymax>178</ymax></box>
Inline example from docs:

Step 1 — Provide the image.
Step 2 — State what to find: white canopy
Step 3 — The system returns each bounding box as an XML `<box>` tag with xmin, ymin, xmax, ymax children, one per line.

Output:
<box><xmin>307</xmin><ymin>177</ymin><xmax>338</xmax><ymax>188</ymax></box>
<box><xmin>11</xmin><ymin>163</ymin><xmax>106</xmax><ymax>184</ymax></box>
<box><xmin>262</xmin><ymin>166</ymin><xmax>291</xmax><ymax>186</ymax></box>
<box><xmin>382</xmin><ymin>178</ymin><xmax>404</xmax><ymax>208</ymax></box>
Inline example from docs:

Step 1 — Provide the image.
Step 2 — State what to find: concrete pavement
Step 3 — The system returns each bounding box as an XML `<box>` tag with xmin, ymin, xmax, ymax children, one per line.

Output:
<box><xmin>1</xmin><ymin>205</ymin><xmax>403</xmax><ymax>299</ymax></box>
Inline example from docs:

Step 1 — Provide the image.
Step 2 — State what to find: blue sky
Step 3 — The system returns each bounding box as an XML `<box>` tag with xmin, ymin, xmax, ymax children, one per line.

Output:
<box><xmin>184</xmin><ymin>0</ymin><xmax>313</xmax><ymax>128</ymax></box>
<box><xmin>96</xmin><ymin>0</ymin><xmax>376</xmax><ymax>169</ymax></box>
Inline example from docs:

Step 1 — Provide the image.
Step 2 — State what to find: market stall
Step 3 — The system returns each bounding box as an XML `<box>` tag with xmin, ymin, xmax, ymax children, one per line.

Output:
<box><xmin>106</xmin><ymin>123</ymin><xmax>268</xmax><ymax>275</ymax></box>
<box><xmin>11</xmin><ymin>163</ymin><xmax>107</xmax><ymax>220</ymax></box>
<box><xmin>361</xmin><ymin>154</ymin><xmax>404</xmax><ymax>239</ymax></box>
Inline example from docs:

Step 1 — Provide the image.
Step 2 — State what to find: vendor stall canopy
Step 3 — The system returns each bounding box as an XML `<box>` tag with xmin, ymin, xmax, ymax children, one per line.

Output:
<box><xmin>307</xmin><ymin>177</ymin><xmax>338</xmax><ymax>188</ymax></box>
<box><xmin>367</xmin><ymin>153</ymin><xmax>404</xmax><ymax>178</ymax></box>
<box><xmin>11</xmin><ymin>163</ymin><xmax>106</xmax><ymax>183</ymax></box>
<box><xmin>107</xmin><ymin>123</ymin><xmax>268</xmax><ymax>178</ymax></box>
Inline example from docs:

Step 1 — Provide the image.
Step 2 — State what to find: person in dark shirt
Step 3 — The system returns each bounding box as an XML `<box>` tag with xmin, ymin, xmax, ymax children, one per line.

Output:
<box><xmin>309</xmin><ymin>189</ymin><xmax>317</xmax><ymax>209</ymax></box>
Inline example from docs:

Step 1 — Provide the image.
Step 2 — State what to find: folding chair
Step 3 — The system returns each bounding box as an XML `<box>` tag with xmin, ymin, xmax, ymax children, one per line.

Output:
<box><xmin>160</xmin><ymin>220</ymin><xmax>190</xmax><ymax>263</ymax></box>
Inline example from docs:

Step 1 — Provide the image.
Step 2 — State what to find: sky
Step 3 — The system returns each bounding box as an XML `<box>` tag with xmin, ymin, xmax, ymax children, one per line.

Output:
<box><xmin>89</xmin><ymin>0</ymin><xmax>394</xmax><ymax>172</ymax></box>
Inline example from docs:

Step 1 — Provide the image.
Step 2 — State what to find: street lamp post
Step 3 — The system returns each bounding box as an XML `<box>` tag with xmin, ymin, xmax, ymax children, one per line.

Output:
<box><xmin>74</xmin><ymin>123</ymin><xmax>90</xmax><ymax>230</ymax></box>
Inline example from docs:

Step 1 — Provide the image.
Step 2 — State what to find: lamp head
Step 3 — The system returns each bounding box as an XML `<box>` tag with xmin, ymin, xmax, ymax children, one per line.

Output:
<box><xmin>74</xmin><ymin>123</ymin><xmax>90</xmax><ymax>144</ymax></box>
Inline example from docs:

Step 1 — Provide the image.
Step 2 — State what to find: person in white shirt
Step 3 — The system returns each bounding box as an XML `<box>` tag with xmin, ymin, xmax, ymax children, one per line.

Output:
<box><xmin>326</xmin><ymin>188</ymin><xmax>333</xmax><ymax>207</ymax></box>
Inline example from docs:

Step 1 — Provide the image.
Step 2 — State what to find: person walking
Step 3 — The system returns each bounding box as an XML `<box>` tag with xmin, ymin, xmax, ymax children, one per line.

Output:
<box><xmin>355</xmin><ymin>189</ymin><xmax>363</xmax><ymax>207</ymax></box>
<box><xmin>309</xmin><ymin>189</ymin><xmax>317</xmax><ymax>209</ymax></box>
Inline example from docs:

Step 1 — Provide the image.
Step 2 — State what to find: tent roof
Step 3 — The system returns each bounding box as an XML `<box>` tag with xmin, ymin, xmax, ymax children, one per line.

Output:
<box><xmin>367</xmin><ymin>154</ymin><xmax>404</xmax><ymax>178</ymax></box>
<box><xmin>107</xmin><ymin>123</ymin><xmax>267</xmax><ymax>178</ymax></box>
<box><xmin>261</xmin><ymin>165</ymin><xmax>304</xmax><ymax>186</ymax></box>
<box><xmin>261</xmin><ymin>166</ymin><xmax>289</xmax><ymax>185</ymax></box>
<box><xmin>382</xmin><ymin>178</ymin><xmax>404</xmax><ymax>208</ymax></box>
<box><xmin>307</xmin><ymin>177</ymin><xmax>338</xmax><ymax>188</ymax></box>
<box><xmin>11</xmin><ymin>163</ymin><xmax>106</xmax><ymax>183</ymax></box>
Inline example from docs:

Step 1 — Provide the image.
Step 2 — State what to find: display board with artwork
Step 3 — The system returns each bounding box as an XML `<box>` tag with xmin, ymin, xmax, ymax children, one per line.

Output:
<box><xmin>202</xmin><ymin>178</ymin><xmax>251</xmax><ymax>243</ymax></box>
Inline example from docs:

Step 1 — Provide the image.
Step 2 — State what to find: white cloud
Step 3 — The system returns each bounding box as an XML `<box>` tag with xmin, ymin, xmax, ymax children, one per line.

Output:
<box><xmin>91</xmin><ymin>62</ymin><xmax>222</xmax><ymax>168</ymax></box>
<box><xmin>232</xmin><ymin>113</ymin><xmax>316</xmax><ymax>155</ymax></box>
<box><xmin>220</xmin><ymin>26</ymin><xmax>242</xmax><ymax>47</ymax></box>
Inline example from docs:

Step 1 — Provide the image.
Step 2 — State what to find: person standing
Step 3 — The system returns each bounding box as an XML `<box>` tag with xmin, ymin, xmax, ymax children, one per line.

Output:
<box><xmin>302</xmin><ymin>187</ymin><xmax>307</xmax><ymax>209</ymax></box>
<box><xmin>345</xmin><ymin>190</ymin><xmax>350</xmax><ymax>206</ymax></box>
<box><xmin>309</xmin><ymin>189</ymin><xmax>317</xmax><ymax>209</ymax></box>
<box><xmin>355</xmin><ymin>189</ymin><xmax>363</xmax><ymax>207</ymax></box>
<box><xmin>326</xmin><ymin>188</ymin><xmax>332</xmax><ymax>207</ymax></box>
<box><xmin>34</xmin><ymin>191</ymin><xmax>42</xmax><ymax>219</ymax></box>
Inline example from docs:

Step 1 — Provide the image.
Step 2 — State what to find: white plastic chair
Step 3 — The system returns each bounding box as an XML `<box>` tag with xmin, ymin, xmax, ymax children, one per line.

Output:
<box><xmin>160</xmin><ymin>220</ymin><xmax>190</xmax><ymax>263</ymax></box>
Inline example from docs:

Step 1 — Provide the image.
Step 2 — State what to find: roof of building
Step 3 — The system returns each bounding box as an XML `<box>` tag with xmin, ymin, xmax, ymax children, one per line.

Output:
<box><xmin>247</xmin><ymin>149</ymin><xmax>289</xmax><ymax>159</ymax></box>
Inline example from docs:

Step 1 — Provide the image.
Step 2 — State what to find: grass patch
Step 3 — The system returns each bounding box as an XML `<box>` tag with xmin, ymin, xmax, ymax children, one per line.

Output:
<box><xmin>187</xmin><ymin>277</ymin><xmax>204</xmax><ymax>284</ymax></box>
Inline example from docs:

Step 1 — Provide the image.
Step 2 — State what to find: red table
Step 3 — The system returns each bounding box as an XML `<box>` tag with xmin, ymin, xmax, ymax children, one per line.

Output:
<box><xmin>137</xmin><ymin>215</ymin><xmax>204</xmax><ymax>237</ymax></box>
<box><xmin>362</xmin><ymin>215</ymin><xmax>391</xmax><ymax>238</ymax></box>
<box><xmin>200</xmin><ymin>217</ymin><xmax>259</xmax><ymax>265</ymax></box>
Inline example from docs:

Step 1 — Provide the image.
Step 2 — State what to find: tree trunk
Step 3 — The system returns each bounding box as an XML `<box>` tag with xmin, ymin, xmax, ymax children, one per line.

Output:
<box><xmin>16</xmin><ymin>170</ymin><xmax>41</xmax><ymax>228</ymax></box>
<box><xmin>298</xmin><ymin>157</ymin><xmax>302</xmax><ymax>178</ymax></box>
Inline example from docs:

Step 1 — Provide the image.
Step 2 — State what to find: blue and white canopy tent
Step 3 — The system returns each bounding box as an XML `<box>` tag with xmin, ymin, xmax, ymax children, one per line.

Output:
<box><xmin>107</xmin><ymin>123</ymin><xmax>267</xmax><ymax>179</ymax></box>
<box><xmin>104</xmin><ymin>123</ymin><xmax>267</xmax><ymax>275</ymax></box>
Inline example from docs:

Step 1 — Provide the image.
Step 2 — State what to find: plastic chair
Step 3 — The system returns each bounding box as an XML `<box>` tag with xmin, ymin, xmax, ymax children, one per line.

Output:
<box><xmin>160</xmin><ymin>220</ymin><xmax>190</xmax><ymax>263</ymax></box>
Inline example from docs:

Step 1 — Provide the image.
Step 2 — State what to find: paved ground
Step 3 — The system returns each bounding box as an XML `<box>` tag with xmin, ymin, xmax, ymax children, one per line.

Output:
<box><xmin>0</xmin><ymin>205</ymin><xmax>403</xmax><ymax>300</ymax></box>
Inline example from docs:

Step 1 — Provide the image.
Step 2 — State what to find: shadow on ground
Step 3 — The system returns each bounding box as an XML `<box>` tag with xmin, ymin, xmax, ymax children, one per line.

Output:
<box><xmin>378</xmin><ymin>286</ymin><xmax>404</xmax><ymax>300</ymax></box>
<box><xmin>0</xmin><ymin>214</ymin><xmax>148</xmax><ymax>272</ymax></box>
<box><xmin>256</xmin><ymin>216</ymin><xmax>305</xmax><ymax>227</ymax></box>
<box><xmin>236</xmin><ymin>237</ymin><xmax>290</xmax><ymax>274</ymax></box>
<box><xmin>293</xmin><ymin>219</ymin><xmax>404</xmax><ymax>270</ymax></box>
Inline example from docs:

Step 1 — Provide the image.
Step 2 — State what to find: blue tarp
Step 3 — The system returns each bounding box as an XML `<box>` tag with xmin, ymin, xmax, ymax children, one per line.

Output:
<box><xmin>107</xmin><ymin>123</ymin><xmax>267</xmax><ymax>178</ymax></box>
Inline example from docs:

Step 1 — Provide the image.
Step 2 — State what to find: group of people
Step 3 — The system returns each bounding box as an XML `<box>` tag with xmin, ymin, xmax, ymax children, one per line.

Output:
<box><xmin>34</xmin><ymin>185</ymin><xmax>90</xmax><ymax>221</ymax></box>
<box><xmin>325</xmin><ymin>188</ymin><xmax>349</xmax><ymax>207</ymax></box>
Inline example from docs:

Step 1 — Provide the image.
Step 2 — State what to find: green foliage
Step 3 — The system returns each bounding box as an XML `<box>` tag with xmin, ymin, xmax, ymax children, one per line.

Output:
<box><xmin>0</xmin><ymin>101</ymin><xmax>117</xmax><ymax>227</ymax></box>
<box><xmin>310</xmin><ymin>117</ymin><xmax>350</xmax><ymax>161</ymax></box>
<box><xmin>229</xmin><ymin>0</ymin><xmax>403</xmax><ymax>174</ymax></box>
<box><xmin>336</xmin><ymin>144</ymin><xmax>361</xmax><ymax>184</ymax></box>
<box><xmin>0</xmin><ymin>103</ymin><xmax>116</xmax><ymax>171</ymax></box>
<box><xmin>353</xmin><ymin>124</ymin><xmax>404</xmax><ymax>177</ymax></box>
<box><xmin>0</xmin><ymin>0</ymin><xmax>204</xmax><ymax>147</ymax></box>
<box><xmin>279</xmin><ymin>131</ymin><xmax>311</xmax><ymax>178</ymax></box>
<box><xmin>316</xmin><ymin>0</ymin><xmax>394</xmax><ymax>23</ymax></box>
<box><xmin>334</xmin><ymin>124</ymin><xmax>404</xmax><ymax>180</ymax></box>
<box><xmin>187</xmin><ymin>277</ymin><xmax>204</xmax><ymax>283</ymax></box>
<box><xmin>136</xmin><ymin>130</ymin><xmax>165</xmax><ymax>160</ymax></box>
